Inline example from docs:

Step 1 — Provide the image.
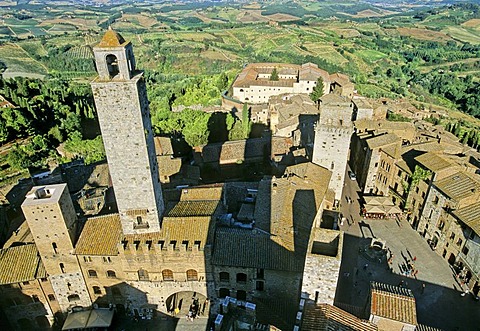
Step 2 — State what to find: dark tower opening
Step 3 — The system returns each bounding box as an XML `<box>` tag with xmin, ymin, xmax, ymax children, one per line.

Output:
<box><xmin>106</xmin><ymin>54</ymin><xmax>119</xmax><ymax>78</ymax></box>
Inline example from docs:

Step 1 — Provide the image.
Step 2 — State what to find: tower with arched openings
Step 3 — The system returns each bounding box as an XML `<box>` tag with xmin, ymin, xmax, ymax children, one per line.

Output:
<box><xmin>91</xmin><ymin>27</ymin><xmax>164</xmax><ymax>234</ymax></box>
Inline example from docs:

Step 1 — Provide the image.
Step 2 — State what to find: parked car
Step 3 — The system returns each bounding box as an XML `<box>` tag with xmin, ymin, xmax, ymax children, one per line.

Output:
<box><xmin>348</xmin><ymin>171</ymin><xmax>357</xmax><ymax>180</ymax></box>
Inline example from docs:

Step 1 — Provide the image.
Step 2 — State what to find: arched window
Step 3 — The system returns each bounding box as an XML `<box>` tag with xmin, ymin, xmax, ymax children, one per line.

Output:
<box><xmin>47</xmin><ymin>294</ymin><xmax>55</xmax><ymax>301</ymax></box>
<box><xmin>186</xmin><ymin>269</ymin><xmax>198</xmax><ymax>281</ymax></box>
<box><xmin>219</xmin><ymin>272</ymin><xmax>229</xmax><ymax>282</ymax></box>
<box><xmin>138</xmin><ymin>269</ymin><xmax>149</xmax><ymax>281</ymax></box>
<box><xmin>162</xmin><ymin>269</ymin><xmax>174</xmax><ymax>281</ymax></box>
<box><xmin>106</xmin><ymin>54</ymin><xmax>119</xmax><ymax>78</ymax></box>
<box><xmin>107</xmin><ymin>270</ymin><xmax>116</xmax><ymax>278</ymax></box>
<box><xmin>93</xmin><ymin>286</ymin><xmax>101</xmax><ymax>295</ymax></box>
<box><xmin>67</xmin><ymin>294</ymin><xmax>80</xmax><ymax>302</ymax></box>
<box><xmin>236</xmin><ymin>273</ymin><xmax>247</xmax><ymax>284</ymax></box>
<box><xmin>52</xmin><ymin>242</ymin><xmax>58</xmax><ymax>254</ymax></box>
<box><xmin>88</xmin><ymin>270</ymin><xmax>97</xmax><ymax>278</ymax></box>
<box><xmin>59</xmin><ymin>263</ymin><xmax>65</xmax><ymax>273</ymax></box>
<box><xmin>219</xmin><ymin>288</ymin><xmax>230</xmax><ymax>298</ymax></box>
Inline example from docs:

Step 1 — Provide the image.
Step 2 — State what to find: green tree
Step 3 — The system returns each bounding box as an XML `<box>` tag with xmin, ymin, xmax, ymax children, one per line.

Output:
<box><xmin>183</xmin><ymin>112</ymin><xmax>211</xmax><ymax>147</ymax></box>
<box><xmin>242</xmin><ymin>103</ymin><xmax>251</xmax><ymax>139</ymax></box>
<box><xmin>310</xmin><ymin>77</ymin><xmax>324</xmax><ymax>107</ymax></box>
<box><xmin>228</xmin><ymin>121</ymin><xmax>244</xmax><ymax>141</ymax></box>
<box><xmin>226</xmin><ymin>113</ymin><xmax>235</xmax><ymax>131</ymax></box>
<box><xmin>270</xmin><ymin>68</ymin><xmax>279</xmax><ymax>81</ymax></box>
<box><xmin>0</xmin><ymin>117</ymin><xmax>9</xmax><ymax>144</ymax></box>
<box><xmin>7</xmin><ymin>145</ymin><xmax>31</xmax><ymax>170</ymax></box>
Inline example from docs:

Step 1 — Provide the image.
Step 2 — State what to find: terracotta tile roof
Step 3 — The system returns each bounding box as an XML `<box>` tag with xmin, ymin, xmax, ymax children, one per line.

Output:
<box><xmin>354</xmin><ymin>119</ymin><xmax>415</xmax><ymax>133</ymax></box>
<box><xmin>366</xmin><ymin>133</ymin><xmax>400</xmax><ymax>150</ymax></box>
<box><xmin>166</xmin><ymin>200</ymin><xmax>219</xmax><ymax>217</ymax></box>
<box><xmin>233</xmin><ymin>63</ymin><xmax>337</xmax><ymax>89</ymax></box>
<box><xmin>97</xmin><ymin>27</ymin><xmax>126</xmax><ymax>47</ymax></box>
<box><xmin>0</xmin><ymin>244</ymin><xmax>45</xmax><ymax>284</ymax></box>
<box><xmin>301</xmin><ymin>303</ymin><xmax>378</xmax><ymax>331</ymax></box>
<box><xmin>453</xmin><ymin>201</ymin><xmax>480</xmax><ymax>236</ymax></box>
<box><xmin>75</xmin><ymin>214</ymin><xmax>123</xmax><ymax>256</ymax></box>
<box><xmin>415</xmin><ymin>153</ymin><xmax>453</xmax><ymax>173</ymax></box>
<box><xmin>198</xmin><ymin>137</ymin><xmax>292</xmax><ymax>164</ymax></box>
<box><xmin>158</xmin><ymin>156</ymin><xmax>182</xmax><ymax>177</ymax></box>
<box><xmin>330</xmin><ymin>73</ymin><xmax>353</xmax><ymax>86</ymax></box>
<box><xmin>435</xmin><ymin>172</ymin><xmax>480</xmax><ymax>201</ymax></box>
<box><xmin>353</xmin><ymin>98</ymin><xmax>373</xmax><ymax>110</ymax></box>
<box><xmin>298</xmin><ymin>63</ymin><xmax>330</xmax><ymax>82</ymax></box>
<box><xmin>370</xmin><ymin>282</ymin><xmax>417</xmax><ymax>326</ymax></box>
<box><xmin>212</xmin><ymin>227</ymin><xmax>302</xmax><ymax>271</ymax></box>
<box><xmin>121</xmin><ymin>214</ymin><xmax>216</xmax><ymax>249</ymax></box>
<box><xmin>415</xmin><ymin>324</ymin><xmax>444</xmax><ymax>331</ymax></box>
<box><xmin>179</xmin><ymin>185</ymin><xmax>224</xmax><ymax>201</ymax></box>
<box><xmin>212</xmin><ymin>163</ymin><xmax>331</xmax><ymax>270</ymax></box>
<box><xmin>122</xmin><ymin>199</ymin><xmax>222</xmax><ymax>247</ymax></box>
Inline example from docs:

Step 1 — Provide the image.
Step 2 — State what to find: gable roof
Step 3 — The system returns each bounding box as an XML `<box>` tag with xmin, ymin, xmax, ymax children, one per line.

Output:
<box><xmin>301</xmin><ymin>303</ymin><xmax>378</xmax><ymax>331</ymax></box>
<box><xmin>75</xmin><ymin>214</ymin><xmax>123</xmax><ymax>256</ymax></box>
<box><xmin>0</xmin><ymin>244</ymin><xmax>46</xmax><ymax>284</ymax></box>
<box><xmin>435</xmin><ymin>172</ymin><xmax>480</xmax><ymax>201</ymax></box>
<box><xmin>453</xmin><ymin>201</ymin><xmax>480</xmax><ymax>236</ymax></box>
<box><xmin>415</xmin><ymin>153</ymin><xmax>453</xmax><ymax>173</ymax></box>
<box><xmin>370</xmin><ymin>282</ymin><xmax>417</xmax><ymax>326</ymax></box>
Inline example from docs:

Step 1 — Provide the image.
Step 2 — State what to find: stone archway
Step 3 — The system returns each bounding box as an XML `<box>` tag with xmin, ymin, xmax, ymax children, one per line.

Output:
<box><xmin>165</xmin><ymin>291</ymin><xmax>208</xmax><ymax>318</ymax></box>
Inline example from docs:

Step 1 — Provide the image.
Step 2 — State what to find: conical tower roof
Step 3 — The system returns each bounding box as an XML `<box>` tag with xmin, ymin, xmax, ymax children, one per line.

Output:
<box><xmin>97</xmin><ymin>26</ymin><xmax>126</xmax><ymax>47</ymax></box>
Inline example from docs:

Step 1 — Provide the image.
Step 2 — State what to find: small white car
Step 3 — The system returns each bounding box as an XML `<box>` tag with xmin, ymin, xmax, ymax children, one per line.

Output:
<box><xmin>348</xmin><ymin>171</ymin><xmax>357</xmax><ymax>180</ymax></box>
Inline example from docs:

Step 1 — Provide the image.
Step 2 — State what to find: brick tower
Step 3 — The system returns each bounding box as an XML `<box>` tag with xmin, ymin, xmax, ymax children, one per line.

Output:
<box><xmin>91</xmin><ymin>28</ymin><xmax>164</xmax><ymax>234</ymax></box>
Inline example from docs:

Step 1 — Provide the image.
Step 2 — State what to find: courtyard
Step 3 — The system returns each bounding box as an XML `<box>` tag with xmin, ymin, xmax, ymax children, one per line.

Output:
<box><xmin>336</xmin><ymin>173</ymin><xmax>480</xmax><ymax>330</ymax></box>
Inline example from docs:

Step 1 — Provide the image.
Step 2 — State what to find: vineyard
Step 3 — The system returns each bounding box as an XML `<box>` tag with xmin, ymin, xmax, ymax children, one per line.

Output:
<box><xmin>66</xmin><ymin>46</ymin><xmax>94</xmax><ymax>59</ymax></box>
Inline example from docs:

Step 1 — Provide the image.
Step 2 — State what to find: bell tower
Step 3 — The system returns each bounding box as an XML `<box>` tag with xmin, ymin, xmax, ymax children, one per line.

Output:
<box><xmin>91</xmin><ymin>28</ymin><xmax>164</xmax><ymax>234</ymax></box>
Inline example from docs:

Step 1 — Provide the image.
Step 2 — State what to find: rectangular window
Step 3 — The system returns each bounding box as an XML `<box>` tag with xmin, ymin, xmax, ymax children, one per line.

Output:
<box><xmin>457</xmin><ymin>238</ymin><xmax>463</xmax><ymax>246</ymax></box>
<box><xmin>256</xmin><ymin>281</ymin><xmax>264</xmax><ymax>291</ymax></box>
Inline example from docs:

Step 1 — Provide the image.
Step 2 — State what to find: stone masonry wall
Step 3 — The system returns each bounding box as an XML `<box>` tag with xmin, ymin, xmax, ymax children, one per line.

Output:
<box><xmin>92</xmin><ymin>75</ymin><xmax>164</xmax><ymax>234</ymax></box>
<box><xmin>312</xmin><ymin>126</ymin><xmax>353</xmax><ymax>201</ymax></box>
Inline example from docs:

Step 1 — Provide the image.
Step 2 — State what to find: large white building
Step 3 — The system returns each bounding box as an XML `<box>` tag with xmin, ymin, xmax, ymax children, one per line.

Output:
<box><xmin>231</xmin><ymin>63</ymin><xmax>354</xmax><ymax>104</ymax></box>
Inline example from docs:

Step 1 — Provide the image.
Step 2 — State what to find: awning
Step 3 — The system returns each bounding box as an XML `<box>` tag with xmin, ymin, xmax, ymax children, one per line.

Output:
<box><xmin>62</xmin><ymin>309</ymin><xmax>114</xmax><ymax>330</ymax></box>
<box><xmin>365</xmin><ymin>205</ymin><xmax>385</xmax><ymax>214</ymax></box>
<box><xmin>363</xmin><ymin>196</ymin><xmax>395</xmax><ymax>206</ymax></box>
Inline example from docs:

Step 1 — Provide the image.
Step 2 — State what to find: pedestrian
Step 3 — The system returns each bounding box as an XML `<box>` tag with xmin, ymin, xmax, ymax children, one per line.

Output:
<box><xmin>413</xmin><ymin>256</ymin><xmax>417</xmax><ymax>261</ymax></box>
<box><xmin>421</xmin><ymin>283</ymin><xmax>425</xmax><ymax>294</ymax></box>
<box><xmin>363</xmin><ymin>263</ymin><xmax>368</xmax><ymax>270</ymax></box>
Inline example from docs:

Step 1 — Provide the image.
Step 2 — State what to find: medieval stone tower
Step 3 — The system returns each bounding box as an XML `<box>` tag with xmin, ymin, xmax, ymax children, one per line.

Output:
<box><xmin>91</xmin><ymin>28</ymin><xmax>164</xmax><ymax>234</ymax></box>
<box><xmin>21</xmin><ymin>184</ymin><xmax>91</xmax><ymax>311</ymax></box>
<box><xmin>312</xmin><ymin>94</ymin><xmax>354</xmax><ymax>203</ymax></box>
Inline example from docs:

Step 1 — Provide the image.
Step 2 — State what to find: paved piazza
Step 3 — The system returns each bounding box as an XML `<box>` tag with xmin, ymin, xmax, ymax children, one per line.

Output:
<box><xmin>336</xmin><ymin>175</ymin><xmax>480</xmax><ymax>330</ymax></box>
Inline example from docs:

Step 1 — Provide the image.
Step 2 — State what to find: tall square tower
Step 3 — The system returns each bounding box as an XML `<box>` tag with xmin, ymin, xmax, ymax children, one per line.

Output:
<box><xmin>91</xmin><ymin>28</ymin><xmax>164</xmax><ymax>234</ymax></box>
<box><xmin>21</xmin><ymin>184</ymin><xmax>91</xmax><ymax>311</ymax></box>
